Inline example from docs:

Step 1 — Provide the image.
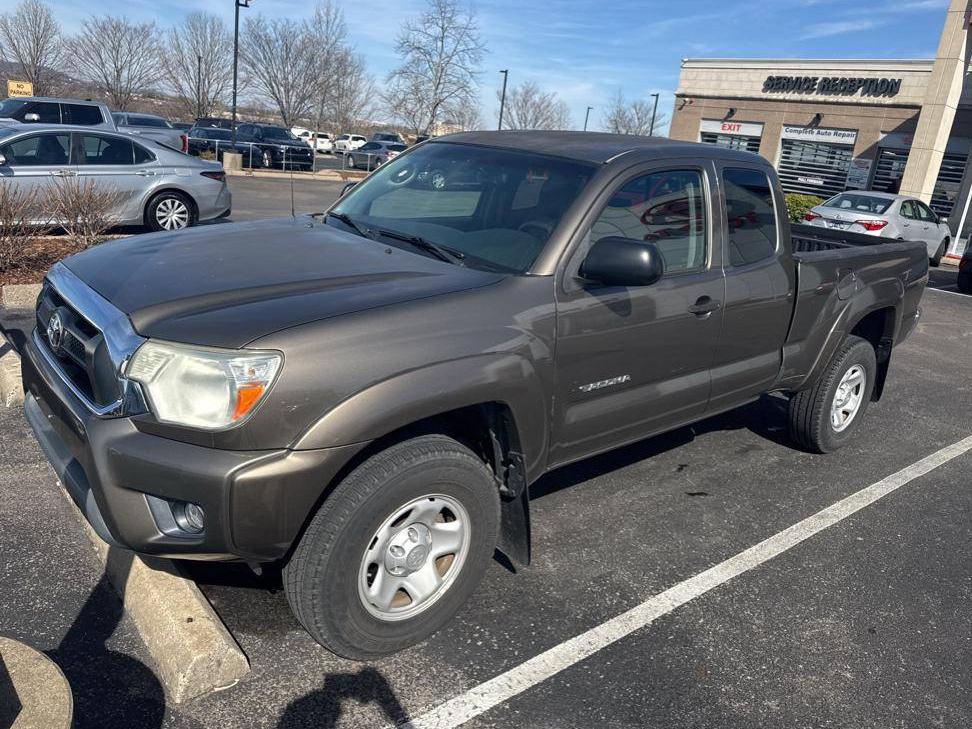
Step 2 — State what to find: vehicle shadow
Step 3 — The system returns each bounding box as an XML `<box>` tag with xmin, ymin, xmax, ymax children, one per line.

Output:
<box><xmin>532</xmin><ymin>393</ymin><xmax>792</xmax><ymax>500</ymax></box>
<box><xmin>276</xmin><ymin>666</ymin><xmax>411</xmax><ymax>728</ymax></box>
<box><xmin>45</xmin><ymin>548</ymin><xmax>169</xmax><ymax>729</ymax></box>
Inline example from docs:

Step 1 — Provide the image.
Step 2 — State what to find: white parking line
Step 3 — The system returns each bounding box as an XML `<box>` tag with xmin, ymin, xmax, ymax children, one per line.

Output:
<box><xmin>396</xmin><ymin>435</ymin><xmax>972</xmax><ymax>729</ymax></box>
<box><xmin>927</xmin><ymin>285</ymin><xmax>968</xmax><ymax>297</ymax></box>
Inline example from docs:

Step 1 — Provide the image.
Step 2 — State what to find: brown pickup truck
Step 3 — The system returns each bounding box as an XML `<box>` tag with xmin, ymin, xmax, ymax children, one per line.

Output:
<box><xmin>22</xmin><ymin>131</ymin><xmax>927</xmax><ymax>658</ymax></box>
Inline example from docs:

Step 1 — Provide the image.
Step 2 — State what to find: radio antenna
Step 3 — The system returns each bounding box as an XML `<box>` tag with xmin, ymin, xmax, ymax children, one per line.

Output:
<box><xmin>289</xmin><ymin>153</ymin><xmax>296</xmax><ymax>219</ymax></box>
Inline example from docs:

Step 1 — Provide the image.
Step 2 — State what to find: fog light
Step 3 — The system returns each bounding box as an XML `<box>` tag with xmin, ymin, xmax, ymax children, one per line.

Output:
<box><xmin>174</xmin><ymin>501</ymin><xmax>205</xmax><ymax>534</ymax></box>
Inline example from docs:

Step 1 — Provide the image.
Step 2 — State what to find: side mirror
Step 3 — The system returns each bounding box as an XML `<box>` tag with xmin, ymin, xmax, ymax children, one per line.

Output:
<box><xmin>940</xmin><ymin>216</ymin><xmax>949</xmax><ymax>224</ymax></box>
<box><xmin>580</xmin><ymin>237</ymin><xmax>664</xmax><ymax>287</ymax></box>
<box><xmin>23</xmin><ymin>113</ymin><xmax>40</xmax><ymax>122</ymax></box>
<box><xmin>340</xmin><ymin>181</ymin><xmax>358</xmax><ymax>197</ymax></box>
<box><xmin>0</xmin><ymin>153</ymin><xmax>7</xmax><ymax>166</ymax></box>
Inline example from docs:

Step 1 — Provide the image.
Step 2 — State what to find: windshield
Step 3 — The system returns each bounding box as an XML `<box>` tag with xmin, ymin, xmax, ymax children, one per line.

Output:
<box><xmin>331</xmin><ymin>142</ymin><xmax>595</xmax><ymax>273</ymax></box>
<box><xmin>824</xmin><ymin>193</ymin><xmax>893</xmax><ymax>215</ymax></box>
<box><xmin>129</xmin><ymin>115</ymin><xmax>171</xmax><ymax>128</ymax></box>
<box><xmin>262</xmin><ymin>126</ymin><xmax>297</xmax><ymax>140</ymax></box>
<box><xmin>0</xmin><ymin>99</ymin><xmax>26</xmax><ymax>118</ymax></box>
<box><xmin>198</xmin><ymin>128</ymin><xmax>231</xmax><ymax>140</ymax></box>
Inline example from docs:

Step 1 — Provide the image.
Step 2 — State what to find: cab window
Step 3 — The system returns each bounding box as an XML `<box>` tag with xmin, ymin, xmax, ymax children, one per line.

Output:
<box><xmin>722</xmin><ymin>167</ymin><xmax>778</xmax><ymax>267</ymax></box>
<box><xmin>62</xmin><ymin>103</ymin><xmax>103</xmax><ymax>126</ymax></box>
<box><xmin>915</xmin><ymin>201</ymin><xmax>936</xmax><ymax>222</ymax></box>
<box><xmin>900</xmin><ymin>200</ymin><xmax>917</xmax><ymax>219</ymax></box>
<box><xmin>590</xmin><ymin>169</ymin><xmax>707</xmax><ymax>274</ymax></box>
<box><xmin>17</xmin><ymin>101</ymin><xmax>61</xmax><ymax>123</ymax></box>
<box><xmin>0</xmin><ymin>133</ymin><xmax>70</xmax><ymax>166</ymax></box>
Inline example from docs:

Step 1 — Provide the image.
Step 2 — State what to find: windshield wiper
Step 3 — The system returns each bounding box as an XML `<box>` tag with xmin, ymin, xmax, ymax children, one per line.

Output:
<box><xmin>326</xmin><ymin>211</ymin><xmax>371</xmax><ymax>239</ymax></box>
<box><xmin>372</xmin><ymin>227</ymin><xmax>466</xmax><ymax>266</ymax></box>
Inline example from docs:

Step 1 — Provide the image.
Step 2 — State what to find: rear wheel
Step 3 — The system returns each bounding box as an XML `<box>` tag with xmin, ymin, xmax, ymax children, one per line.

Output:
<box><xmin>145</xmin><ymin>191</ymin><xmax>195</xmax><ymax>232</ymax></box>
<box><xmin>261</xmin><ymin>149</ymin><xmax>273</xmax><ymax>168</ymax></box>
<box><xmin>788</xmin><ymin>335</ymin><xmax>877</xmax><ymax>453</ymax></box>
<box><xmin>931</xmin><ymin>238</ymin><xmax>948</xmax><ymax>268</ymax></box>
<box><xmin>283</xmin><ymin>435</ymin><xmax>500</xmax><ymax>659</ymax></box>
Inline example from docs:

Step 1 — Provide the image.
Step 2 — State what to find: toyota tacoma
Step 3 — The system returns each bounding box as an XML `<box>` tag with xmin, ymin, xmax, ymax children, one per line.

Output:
<box><xmin>21</xmin><ymin>131</ymin><xmax>927</xmax><ymax>658</ymax></box>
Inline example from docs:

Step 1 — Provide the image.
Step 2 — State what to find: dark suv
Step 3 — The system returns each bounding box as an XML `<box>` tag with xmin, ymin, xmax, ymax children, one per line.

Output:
<box><xmin>233</xmin><ymin>123</ymin><xmax>314</xmax><ymax>170</ymax></box>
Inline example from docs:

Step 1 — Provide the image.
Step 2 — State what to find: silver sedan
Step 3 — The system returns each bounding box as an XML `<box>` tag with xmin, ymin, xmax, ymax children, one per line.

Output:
<box><xmin>803</xmin><ymin>191</ymin><xmax>951</xmax><ymax>266</ymax></box>
<box><xmin>0</xmin><ymin>124</ymin><xmax>230</xmax><ymax>231</ymax></box>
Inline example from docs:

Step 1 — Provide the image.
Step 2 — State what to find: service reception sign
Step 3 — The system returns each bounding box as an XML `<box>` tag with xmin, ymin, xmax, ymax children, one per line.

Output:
<box><xmin>7</xmin><ymin>80</ymin><xmax>33</xmax><ymax>98</ymax></box>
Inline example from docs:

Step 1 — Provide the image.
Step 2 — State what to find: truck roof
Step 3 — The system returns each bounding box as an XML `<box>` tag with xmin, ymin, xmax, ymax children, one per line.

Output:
<box><xmin>435</xmin><ymin>130</ymin><xmax>764</xmax><ymax>165</ymax></box>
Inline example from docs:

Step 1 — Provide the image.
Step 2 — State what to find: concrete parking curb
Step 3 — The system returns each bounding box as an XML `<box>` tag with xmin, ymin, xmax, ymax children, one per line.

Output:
<box><xmin>225</xmin><ymin>167</ymin><xmax>354</xmax><ymax>182</ymax></box>
<box><xmin>68</xmin><ymin>501</ymin><xmax>250</xmax><ymax>703</ymax></box>
<box><xmin>0</xmin><ymin>636</ymin><xmax>73</xmax><ymax>729</ymax></box>
<box><xmin>0</xmin><ymin>322</ymin><xmax>250</xmax><ymax>703</ymax></box>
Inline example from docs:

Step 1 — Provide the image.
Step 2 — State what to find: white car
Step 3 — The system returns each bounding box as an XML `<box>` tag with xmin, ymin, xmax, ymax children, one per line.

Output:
<box><xmin>291</xmin><ymin>126</ymin><xmax>313</xmax><ymax>140</ymax></box>
<box><xmin>311</xmin><ymin>132</ymin><xmax>333</xmax><ymax>153</ymax></box>
<box><xmin>333</xmin><ymin>133</ymin><xmax>367</xmax><ymax>152</ymax></box>
<box><xmin>803</xmin><ymin>191</ymin><xmax>952</xmax><ymax>266</ymax></box>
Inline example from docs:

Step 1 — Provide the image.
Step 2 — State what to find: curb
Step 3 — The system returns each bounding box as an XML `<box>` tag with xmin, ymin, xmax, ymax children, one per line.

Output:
<box><xmin>0</xmin><ymin>322</ymin><xmax>250</xmax><ymax>704</ymax></box>
<box><xmin>225</xmin><ymin>168</ymin><xmax>353</xmax><ymax>182</ymax></box>
<box><xmin>0</xmin><ymin>636</ymin><xmax>73</xmax><ymax>729</ymax></box>
<box><xmin>68</xmin><ymin>500</ymin><xmax>250</xmax><ymax>703</ymax></box>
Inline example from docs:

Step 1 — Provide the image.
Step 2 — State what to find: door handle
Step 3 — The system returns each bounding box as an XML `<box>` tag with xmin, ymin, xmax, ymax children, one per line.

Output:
<box><xmin>136</xmin><ymin>169</ymin><xmax>157</xmax><ymax>176</ymax></box>
<box><xmin>688</xmin><ymin>296</ymin><xmax>722</xmax><ymax>316</ymax></box>
<box><xmin>51</xmin><ymin>169</ymin><xmax>76</xmax><ymax>177</ymax></box>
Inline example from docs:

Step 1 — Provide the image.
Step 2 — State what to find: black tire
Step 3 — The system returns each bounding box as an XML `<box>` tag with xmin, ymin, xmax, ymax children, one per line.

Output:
<box><xmin>788</xmin><ymin>335</ymin><xmax>877</xmax><ymax>454</ymax></box>
<box><xmin>958</xmin><ymin>271</ymin><xmax>972</xmax><ymax>295</ymax></box>
<box><xmin>931</xmin><ymin>238</ymin><xmax>948</xmax><ymax>268</ymax></box>
<box><xmin>283</xmin><ymin>435</ymin><xmax>500</xmax><ymax>659</ymax></box>
<box><xmin>144</xmin><ymin>190</ymin><xmax>196</xmax><ymax>232</ymax></box>
<box><xmin>261</xmin><ymin>149</ymin><xmax>274</xmax><ymax>169</ymax></box>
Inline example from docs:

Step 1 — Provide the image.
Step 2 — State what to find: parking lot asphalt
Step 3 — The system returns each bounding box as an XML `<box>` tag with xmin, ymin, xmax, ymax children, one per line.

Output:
<box><xmin>223</xmin><ymin>175</ymin><xmax>346</xmax><ymax>222</ymax></box>
<box><xmin>171</xmin><ymin>286</ymin><xmax>972</xmax><ymax>728</ymax></box>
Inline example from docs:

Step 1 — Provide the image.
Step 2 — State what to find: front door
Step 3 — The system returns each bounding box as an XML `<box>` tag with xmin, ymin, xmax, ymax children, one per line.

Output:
<box><xmin>0</xmin><ymin>131</ymin><xmax>74</xmax><ymax>225</ymax></box>
<box><xmin>550</xmin><ymin>163</ymin><xmax>725</xmax><ymax>467</ymax></box>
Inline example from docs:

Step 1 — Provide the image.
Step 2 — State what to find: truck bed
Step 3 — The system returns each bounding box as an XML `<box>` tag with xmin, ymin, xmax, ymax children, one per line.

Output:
<box><xmin>779</xmin><ymin>223</ymin><xmax>929</xmax><ymax>391</ymax></box>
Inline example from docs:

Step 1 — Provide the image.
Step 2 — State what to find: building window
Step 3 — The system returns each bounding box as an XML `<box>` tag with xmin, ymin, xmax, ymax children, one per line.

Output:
<box><xmin>777</xmin><ymin>139</ymin><xmax>854</xmax><ymax>198</ymax></box>
<box><xmin>700</xmin><ymin>132</ymin><xmax>760</xmax><ymax>154</ymax></box>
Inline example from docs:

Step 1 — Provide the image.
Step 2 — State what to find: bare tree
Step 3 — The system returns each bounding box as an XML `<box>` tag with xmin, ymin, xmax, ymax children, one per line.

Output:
<box><xmin>448</xmin><ymin>102</ymin><xmax>482</xmax><ymax>132</ymax></box>
<box><xmin>603</xmin><ymin>90</ymin><xmax>668</xmax><ymax>136</ymax></box>
<box><xmin>240</xmin><ymin>16</ymin><xmax>319</xmax><ymax>128</ymax></box>
<box><xmin>0</xmin><ymin>0</ymin><xmax>63</xmax><ymax>95</ymax></box>
<box><xmin>307</xmin><ymin>2</ymin><xmax>347</xmax><ymax>132</ymax></box>
<box><xmin>163</xmin><ymin>13</ymin><xmax>233</xmax><ymax>119</ymax></box>
<box><xmin>383</xmin><ymin>0</ymin><xmax>484</xmax><ymax>136</ymax></box>
<box><xmin>325</xmin><ymin>49</ymin><xmax>375</xmax><ymax>132</ymax></box>
<box><xmin>69</xmin><ymin>16</ymin><xmax>161</xmax><ymax>110</ymax></box>
<box><xmin>499</xmin><ymin>82</ymin><xmax>569</xmax><ymax>130</ymax></box>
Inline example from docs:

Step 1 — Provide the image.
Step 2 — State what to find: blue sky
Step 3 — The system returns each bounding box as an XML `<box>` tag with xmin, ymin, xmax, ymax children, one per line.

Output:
<box><xmin>54</xmin><ymin>0</ymin><xmax>952</xmax><ymax>130</ymax></box>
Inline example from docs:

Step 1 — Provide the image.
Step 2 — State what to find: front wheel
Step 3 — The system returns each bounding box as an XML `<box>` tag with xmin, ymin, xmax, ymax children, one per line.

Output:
<box><xmin>283</xmin><ymin>435</ymin><xmax>500</xmax><ymax>659</ymax></box>
<box><xmin>788</xmin><ymin>335</ymin><xmax>877</xmax><ymax>453</ymax></box>
<box><xmin>931</xmin><ymin>238</ymin><xmax>948</xmax><ymax>268</ymax></box>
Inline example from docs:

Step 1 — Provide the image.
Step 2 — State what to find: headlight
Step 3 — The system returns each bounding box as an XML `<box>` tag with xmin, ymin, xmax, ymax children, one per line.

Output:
<box><xmin>125</xmin><ymin>340</ymin><xmax>281</xmax><ymax>429</ymax></box>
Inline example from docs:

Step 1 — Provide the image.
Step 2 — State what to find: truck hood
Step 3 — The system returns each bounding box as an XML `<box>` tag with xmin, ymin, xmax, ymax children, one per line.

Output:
<box><xmin>63</xmin><ymin>217</ymin><xmax>505</xmax><ymax>348</ymax></box>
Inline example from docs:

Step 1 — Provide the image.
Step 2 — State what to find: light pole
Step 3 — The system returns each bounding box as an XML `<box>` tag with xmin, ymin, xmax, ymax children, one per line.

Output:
<box><xmin>231</xmin><ymin>0</ymin><xmax>253</xmax><ymax>149</ymax></box>
<box><xmin>196</xmin><ymin>54</ymin><xmax>203</xmax><ymax>119</ymax></box>
<box><xmin>649</xmin><ymin>92</ymin><xmax>660</xmax><ymax>137</ymax></box>
<box><xmin>583</xmin><ymin>106</ymin><xmax>593</xmax><ymax>132</ymax></box>
<box><xmin>497</xmin><ymin>69</ymin><xmax>509</xmax><ymax>130</ymax></box>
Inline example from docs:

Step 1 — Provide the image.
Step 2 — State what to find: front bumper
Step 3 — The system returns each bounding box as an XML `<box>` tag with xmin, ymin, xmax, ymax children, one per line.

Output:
<box><xmin>21</xmin><ymin>331</ymin><xmax>363</xmax><ymax>562</ymax></box>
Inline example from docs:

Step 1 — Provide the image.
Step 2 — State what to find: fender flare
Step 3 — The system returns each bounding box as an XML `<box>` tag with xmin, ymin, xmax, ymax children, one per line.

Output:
<box><xmin>293</xmin><ymin>353</ymin><xmax>550</xmax><ymax>482</ymax></box>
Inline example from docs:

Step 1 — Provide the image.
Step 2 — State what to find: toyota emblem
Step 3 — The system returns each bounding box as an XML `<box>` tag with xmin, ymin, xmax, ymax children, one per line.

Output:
<box><xmin>46</xmin><ymin>310</ymin><xmax>65</xmax><ymax>354</ymax></box>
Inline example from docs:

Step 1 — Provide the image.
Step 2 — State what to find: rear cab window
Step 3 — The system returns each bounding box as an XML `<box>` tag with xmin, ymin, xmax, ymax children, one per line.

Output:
<box><xmin>722</xmin><ymin>167</ymin><xmax>779</xmax><ymax>267</ymax></box>
<box><xmin>62</xmin><ymin>103</ymin><xmax>104</xmax><ymax>126</ymax></box>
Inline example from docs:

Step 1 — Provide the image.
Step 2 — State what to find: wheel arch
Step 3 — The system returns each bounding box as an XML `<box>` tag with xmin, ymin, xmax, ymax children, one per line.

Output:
<box><xmin>848</xmin><ymin>305</ymin><xmax>896</xmax><ymax>401</ymax></box>
<box><xmin>143</xmin><ymin>186</ymin><xmax>198</xmax><ymax>227</ymax></box>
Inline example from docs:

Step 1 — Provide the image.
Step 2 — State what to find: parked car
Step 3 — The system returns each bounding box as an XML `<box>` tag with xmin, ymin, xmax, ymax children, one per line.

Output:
<box><xmin>0</xmin><ymin>96</ymin><xmax>114</xmax><ymax>129</ymax></box>
<box><xmin>0</xmin><ymin>124</ymin><xmax>230</xmax><ymax>231</ymax></box>
<box><xmin>112</xmin><ymin>112</ymin><xmax>188</xmax><ymax>154</ymax></box>
<box><xmin>171</xmin><ymin>121</ymin><xmax>193</xmax><ymax>132</ymax></box>
<box><xmin>333</xmin><ymin>133</ymin><xmax>367</xmax><ymax>152</ymax></box>
<box><xmin>194</xmin><ymin>117</ymin><xmax>235</xmax><ymax>130</ymax></box>
<box><xmin>803</xmin><ymin>191</ymin><xmax>952</xmax><ymax>266</ymax></box>
<box><xmin>311</xmin><ymin>132</ymin><xmax>333</xmax><ymax>153</ymax></box>
<box><xmin>291</xmin><ymin>126</ymin><xmax>313</xmax><ymax>140</ymax></box>
<box><xmin>187</xmin><ymin>127</ymin><xmax>250</xmax><ymax>161</ymax></box>
<box><xmin>344</xmin><ymin>141</ymin><xmax>406</xmax><ymax>169</ymax></box>
<box><xmin>20</xmin><ymin>131</ymin><xmax>927</xmax><ymax>660</ymax></box>
<box><xmin>234</xmin><ymin>122</ymin><xmax>314</xmax><ymax>170</ymax></box>
<box><xmin>371</xmin><ymin>131</ymin><xmax>406</xmax><ymax>144</ymax></box>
